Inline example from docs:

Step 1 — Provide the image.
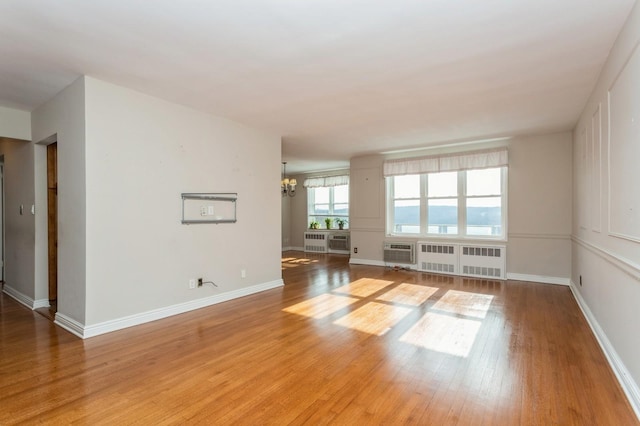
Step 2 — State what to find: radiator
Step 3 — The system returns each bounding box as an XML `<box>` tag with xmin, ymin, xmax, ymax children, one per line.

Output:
<box><xmin>417</xmin><ymin>241</ymin><xmax>506</xmax><ymax>280</ymax></box>
<box><xmin>304</xmin><ymin>232</ymin><xmax>328</xmax><ymax>253</ymax></box>
<box><xmin>459</xmin><ymin>244</ymin><xmax>506</xmax><ymax>279</ymax></box>
<box><xmin>416</xmin><ymin>242</ymin><xmax>458</xmax><ymax>275</ymax></box>
<box><xmin>328</xmin><ymin>233</ymin><xmax>350</xmax><ymax>253</ymax></box>
<box><xmin>383</xmin><ymin>242</ymin><xmax>415</xmax><ymax>265</ymax></box>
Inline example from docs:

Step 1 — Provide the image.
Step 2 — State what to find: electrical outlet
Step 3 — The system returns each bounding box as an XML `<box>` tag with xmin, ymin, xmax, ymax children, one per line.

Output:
<box><xmin>189</xmin><ymin>279</ymin><xmax>196</xmax><ymax>289</ymax></box>
<box><xmin>354</xmin><ymin>247</ymin><xmax>358</xmax><ymax>254</ymax></box>
<box><xmin>241</xmin><ymin>269</ymin><xmax>246</xmax><ymax>279</ymax></box>
<box><xmin>198</xmin><ymin>278</ymin><xmax>203</xmax><ymax>287</ymax></box>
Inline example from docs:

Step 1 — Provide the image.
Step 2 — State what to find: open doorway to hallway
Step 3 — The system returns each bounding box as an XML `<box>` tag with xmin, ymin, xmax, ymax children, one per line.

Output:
<box><xmin>47</xmin><ymin>142</ymin><xmax>57</xmax><ymax>312</ymax></box>
<box><xmin>35</xmin><ymin>142</ymin><xmax>58</xmax><ymax>321</ymax></box>
<box><xmin>0</xmin><ymin>159</ymin><xmax>4</xmax><ymax>288</ymax></box>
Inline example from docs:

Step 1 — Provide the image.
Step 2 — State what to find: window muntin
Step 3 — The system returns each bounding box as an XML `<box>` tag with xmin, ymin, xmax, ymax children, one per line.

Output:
<box><xmin>308</xmin><ymin>184</ymin><xmax>349</xmax><ymax>228</ymax></box>
<box><xmin>387</xmin><ymin>167</ymin><xmax>506</xmax><ymax>239</ymax></box>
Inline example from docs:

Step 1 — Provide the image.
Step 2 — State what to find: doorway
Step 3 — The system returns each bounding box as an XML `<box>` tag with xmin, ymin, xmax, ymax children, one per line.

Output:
<box><xmin>47</xmin><ymin>143</ymin><xmax>57</xmax><ymax>312</ymax></box>
<box><xmin>0</xmin><ymin>160</ymin><xmax>4</xmax><ymax>287</ymax></box>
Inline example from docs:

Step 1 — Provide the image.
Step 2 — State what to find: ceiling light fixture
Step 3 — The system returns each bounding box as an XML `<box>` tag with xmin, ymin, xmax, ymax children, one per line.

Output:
<box><xmin>281</xmin><ymin>162</ymin><xmax>297</xmax><ymax>197</ymax></box>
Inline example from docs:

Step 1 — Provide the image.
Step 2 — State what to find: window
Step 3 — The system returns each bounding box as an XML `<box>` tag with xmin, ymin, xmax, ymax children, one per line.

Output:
<box><xmin>387</xmin><ymin>167</ymin><xmax>506</xmax><ymax>238</ymax></box>
<box><xmin>307</xmin><ymin>184</ymin><xmax>349</xmax><ymax>229</ymax></box>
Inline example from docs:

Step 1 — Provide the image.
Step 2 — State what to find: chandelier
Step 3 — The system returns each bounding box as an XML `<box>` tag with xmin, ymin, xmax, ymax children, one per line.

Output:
<box><xmin>281</xmin><ymin>162</ymin><xmax>297</xmax><ymax>197</ymax></box>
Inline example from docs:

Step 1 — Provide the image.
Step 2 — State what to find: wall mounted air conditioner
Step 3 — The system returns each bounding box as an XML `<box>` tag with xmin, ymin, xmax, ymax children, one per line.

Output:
<box><xmin>383</xmin><ymin>242</ymin><xmax>415</xmax><ymax>265</ymax></box>
<box><xmin>328</xmin><ymin>232</ymin><xmax>350</xmax><ymax>254</ymax></box>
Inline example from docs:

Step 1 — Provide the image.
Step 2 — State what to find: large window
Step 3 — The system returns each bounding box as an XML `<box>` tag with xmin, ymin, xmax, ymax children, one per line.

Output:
<box><xmin>304</xmin><ymin>175</ymin><xmax>350</xmax><ymax>229</ymax></box>
<box><xmin>387</xmin><ymin>167</ymin><xmax>506</xmax><ymax>238</ymax></box>
<box><xmin>307</xmin><ymin>184</ymin><xmax>349</xmax><ymax>229</ymax></box>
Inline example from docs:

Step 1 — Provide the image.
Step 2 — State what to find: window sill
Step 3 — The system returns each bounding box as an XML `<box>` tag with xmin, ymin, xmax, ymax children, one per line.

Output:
<box><xmin>386</xmin><ymin>233</ymin><xmax>507</xmax><ymax>243</ymax></box>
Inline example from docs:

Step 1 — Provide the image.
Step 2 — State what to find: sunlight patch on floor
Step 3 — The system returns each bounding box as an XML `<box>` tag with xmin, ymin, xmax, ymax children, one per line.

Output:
<box><xmin>282</xmin><ymin>272</ymin><xmax>493</xmax><ymax>357</ymax></box>
<box><xmin>375</xmin><ymin>283</ymin><xmax>439</xmax><ymax>306</ymax></box>
<box><xmin>399</xmin><ymin>312</ymin><xmax>482</xmax><ymax>357</ymax></box>
<box><xmin>281</xmin><ymin>256</ymin><xmax>320</xmax><ymax>268</ymax></box>
<box><xmin>282</xmin><ymin>293</ymin><xmax>359</xmax><ymax>319</ymax></box>
<box><xmin>333</xmin><ymin>302</ymin><xmax>412</xmax><ymax>336</ymax></box>
<box><xmin>432</xmin><ymin>290</ymin><xmax>493</xmax><ymax>319</ymax></box>
<box><xmin>333</xmin><ymin>278</ymin><xmax>395</xmax><ymax>298</ymax></box>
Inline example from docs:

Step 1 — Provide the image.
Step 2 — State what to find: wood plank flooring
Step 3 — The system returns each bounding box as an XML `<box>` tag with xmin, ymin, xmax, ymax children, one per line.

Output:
<box><xmin>0</xmin><ymin>252</ymin><xmax>637</xmax><ymax>425</ymax></box>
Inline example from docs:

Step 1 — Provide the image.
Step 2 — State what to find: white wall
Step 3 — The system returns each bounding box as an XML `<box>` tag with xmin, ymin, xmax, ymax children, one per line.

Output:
<box><xmin>0</xmin><ymin>106</ymin><xmax>31</xmax><ymax>140</ymax></box>
<box><xmin>572</xmin><ymin>0</ymin><xmax>640</xmax><ymax>413</ymax></box>
<box><xmin>0</xmin><ymin>107</ymin><xmax>34</xmax><ymax>304</ymax></box>
<box><xmin>282</xmin><ymin>195</ymin><xmax>291</xmax><ymax>249</ymax></box>
<box><xmin>82</xmin><ymin>78</ymin><xmax>282</xmax><ymax>326</ymax></box>
<box><xmin>0</xmin><ymin>138</ymin><xmax>36</xmax><ymax>305</ymax></box>
<box><xmin>347</xmin><ymin>133</ymin><xmax>573</xmax><ymax>282</ymax></box>
<box><xmin>32</xmin><ymin>77</ymin><xmax>87</xmax><ymax>324</ymax></box>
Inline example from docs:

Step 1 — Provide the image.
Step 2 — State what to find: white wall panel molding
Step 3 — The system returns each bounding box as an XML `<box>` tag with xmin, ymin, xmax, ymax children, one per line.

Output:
<box><xmin>508</xmin><ymin>233</ymin><xmax>570</xmax><ymax>240</ymax></box>
<box><xmin>570</xmin><ymin>280</ymin><xmax>640</xmax><ymax>420</ymax></box>
<box><xmin>351</xmin><ymin>227</ymin><xmax>386</xmax><ymax>233</ymax></box>
<box><xmin>591</xmin><ymin>103</ymin><xmax>602</xmax><ymax>233</ymax></box>
<box><xmin>607</xmin><ymin>40</ymin><xmax>640</xmax><ymax>243</ymax></box>
<box><xmin>56</xmin><ymin>279</ymin><xmax>284</xmax><ymax>339</ymax></box>
<box><xmin>572</xmin><ymin>236</ymin><xmax>640</xmax><ymax>281</ymax></box>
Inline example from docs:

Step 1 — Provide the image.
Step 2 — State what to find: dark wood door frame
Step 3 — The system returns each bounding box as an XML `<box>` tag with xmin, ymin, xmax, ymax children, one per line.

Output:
<box><xmin>47</xmin><ymin>143</ymin><xmax>57</xmax><ymax>306</ymax></box>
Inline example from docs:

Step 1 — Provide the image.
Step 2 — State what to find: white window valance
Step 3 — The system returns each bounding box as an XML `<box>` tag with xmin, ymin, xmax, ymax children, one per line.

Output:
<box><xmin>303</xmin><ymin>175</ymin><xmax>350</xmax><ymax>188</ymax></box>
<box><xmin>383</xmin><ymin>148</ymin><xmax>508</xmax><ymax>177</ymax></box>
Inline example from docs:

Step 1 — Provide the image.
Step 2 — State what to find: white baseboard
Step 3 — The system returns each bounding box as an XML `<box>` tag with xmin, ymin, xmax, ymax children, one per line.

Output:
<box><xmin>55</xmin><ymin>313</ymin><xmax>85</xmax><ymax>338</ymax></box>
<box><xmin>3</xmin><ymin>285</ymin><xmax>36</xmax><ymax>309</ymax></box>
<box><xmin>282</xmin><ymin>246</ymin><xmax>304</xmax><ymax>252</ymax></box>
<box><xmin>506</xmin><ymin>273</ymin><xmax>570</xmax><ymax>286</ymax></box>
<box><xmin>33</xmin><ymin>299</ymin><xmax>51</xmax><ymax>309</ymax></box>
<box><xmin>349</xmin><ymin>258</ymin><xmax>386</xmax><ymax>267</ymax></box>
<box><xmin>569</xmin><ymin>281</ymin><xmax>640</xmax><ymax>420</ymax></box>
<box><xmin>55</xmin><ymin>279</ymin><xmax>284</xmax><ymax>339</ymax></box>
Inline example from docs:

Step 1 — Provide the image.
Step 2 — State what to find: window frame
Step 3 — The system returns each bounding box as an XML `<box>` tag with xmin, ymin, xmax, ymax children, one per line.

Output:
<box><xmin>386</xmin><ymin>167</ymin><xmax>508</xmax><ymax>240</ymax></box>
<box><xmin>307</xmin><ymin>184</ymin><xmax>349</xmax><ymax>229</ymax></box>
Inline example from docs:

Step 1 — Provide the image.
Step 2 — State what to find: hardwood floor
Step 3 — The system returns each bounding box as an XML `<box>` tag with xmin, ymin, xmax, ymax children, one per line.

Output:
<box><xmin>0</xmin><ymin>252</ymin><xmax>637</xmax><ymax>425</ymax></box>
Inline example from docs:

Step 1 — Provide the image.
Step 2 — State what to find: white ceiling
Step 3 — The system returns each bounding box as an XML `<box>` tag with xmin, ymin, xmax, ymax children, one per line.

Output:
<box><xmin>0</xmin><ymin>0</ymin><xmax>635</xmax><ymax>173</ymax></box>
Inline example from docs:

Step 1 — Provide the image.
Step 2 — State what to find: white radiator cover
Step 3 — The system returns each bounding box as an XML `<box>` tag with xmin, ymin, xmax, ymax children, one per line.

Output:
<box><xmin>417</xmin><ymin>241</ymin><xmax>506</xmax><ymax>280</ymax></box>
<box><xmin>304</xmin><ymin>232</ymin><xmax>328</xmax><ymax>253</ymax></box>
<box><xmin>417</xmin><ymin>242</ymin><xmax>459</xmax><ymax>275</ymax></box>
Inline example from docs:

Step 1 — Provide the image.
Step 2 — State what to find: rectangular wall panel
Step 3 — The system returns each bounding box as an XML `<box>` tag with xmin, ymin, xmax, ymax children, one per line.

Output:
<box><xmin>591</xmin><ymin>104</ymin><xmax>602</xmax><ymax>232</ymax></box>
<box><xmin>608</xmin><ymin>44</ymin><xmax>640</xmax><ymax>242</ymax></box>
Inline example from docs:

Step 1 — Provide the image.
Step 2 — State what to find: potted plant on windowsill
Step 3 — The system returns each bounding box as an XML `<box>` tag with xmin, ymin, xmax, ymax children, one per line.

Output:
<box><xmin>309</xmin><ymin>220</ymin><xmax>320</xmax><ymax>230</ymax></box>
<box><xmin>335</xmin><ymin>218</ymin><xmax>348</xmax><ymax>230</ymax></box>
<box><xmin>324</xmin><ymin>218</ymin><xmax>332</xmax><ymax>229</ymax></box>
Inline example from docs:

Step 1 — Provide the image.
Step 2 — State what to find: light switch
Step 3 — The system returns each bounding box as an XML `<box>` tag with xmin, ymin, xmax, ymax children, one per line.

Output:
<box><xmin>200</xmin><ymin>206</ymin><xmax>207</xmax><ymax>216</ymax></box>
<box><xmin>207</xmin><ymin>206</ymin><xmax>214</xmax><ymax>215</ymax></box>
